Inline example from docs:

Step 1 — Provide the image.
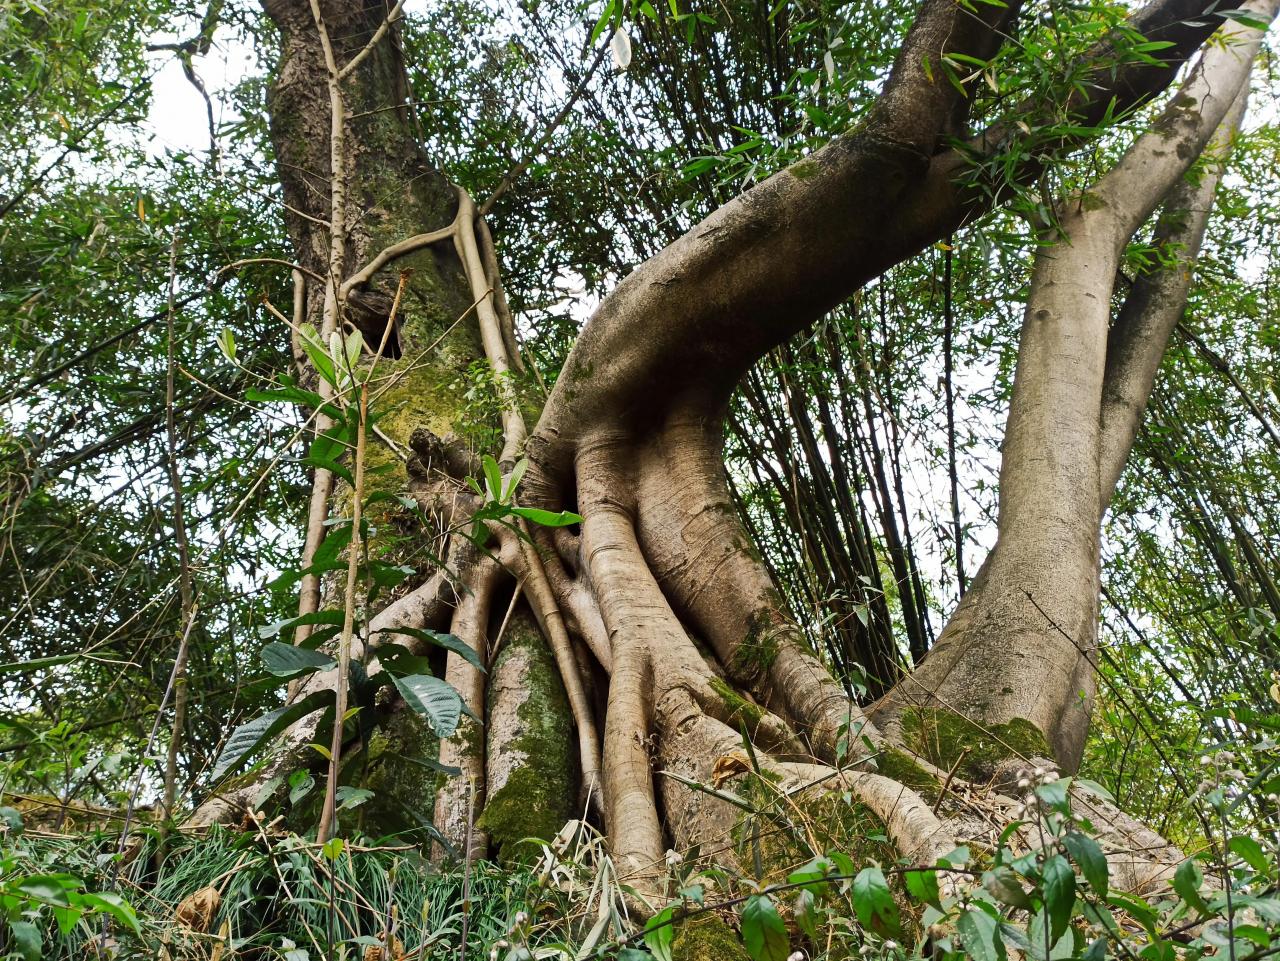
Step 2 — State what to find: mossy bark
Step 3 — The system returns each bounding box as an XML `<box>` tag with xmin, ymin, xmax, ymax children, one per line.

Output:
<box><xmin>898</xmin><ymin>706</ymin><xmax>1051</xmax><ymax>781</ymax></box>
<box><xmin>672</xmin><ymin>915</ymin><xmax>752</xmax><ymax>961</ymax></box>
<box><xmin>477</xmin><ymin>609</ymin><xmax>578</xmax><ymax>862</ymax></box>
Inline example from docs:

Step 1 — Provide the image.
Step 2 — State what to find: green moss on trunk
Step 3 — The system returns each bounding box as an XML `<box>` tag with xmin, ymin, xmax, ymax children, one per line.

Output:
<box><xmin>900</xmin><ymin>707</ymin><xmax>1051</xmax><ymax>780</ymax></box>
<box><xmin>477</xmin><ymin>616</ymin><xmax>577</xmax><ymax>861</ymax></box>
<box><xmin>672</xmin><ymin>915</ymin><xmax>751</xmax><ymax>961</ymax></box>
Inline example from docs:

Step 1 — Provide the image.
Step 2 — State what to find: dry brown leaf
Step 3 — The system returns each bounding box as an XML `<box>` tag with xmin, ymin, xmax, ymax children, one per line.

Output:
<box><xmin>711</xmin><ymin>751</ymin><xmax>752</xmax><ymax>788</ymax></box>
<box><xmin>174</xmin><ymin>885</ymin><xmax>220</xmax><ymax>933</ymax></box>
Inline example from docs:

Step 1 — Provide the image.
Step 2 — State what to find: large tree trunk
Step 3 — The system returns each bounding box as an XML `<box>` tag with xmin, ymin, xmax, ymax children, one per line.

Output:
<box><xmin>195</xmin><ymin>0</ymin><xmax>1271</xmax><ymax>907</ymax></box>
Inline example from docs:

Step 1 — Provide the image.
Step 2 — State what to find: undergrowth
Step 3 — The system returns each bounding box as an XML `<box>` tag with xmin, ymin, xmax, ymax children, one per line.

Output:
<box><xmin>3</xmin><ymin>742</ymin><xmax>1280</xmax><ymax>960</ymax></box>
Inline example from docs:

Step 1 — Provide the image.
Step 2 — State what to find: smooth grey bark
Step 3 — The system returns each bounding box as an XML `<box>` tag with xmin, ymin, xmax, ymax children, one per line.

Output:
<box><xmin>871</xmin><ymin>2</ymin><xmax>1273</xmax><ymax>768</ymax></box>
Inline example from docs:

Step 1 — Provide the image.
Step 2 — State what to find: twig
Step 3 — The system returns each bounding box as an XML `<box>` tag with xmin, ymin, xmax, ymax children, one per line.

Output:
<box><xmin>162</xmin><ymin>230</ymin><xmax>197</xmax><ymax>823</ymax></box>
<box><xmin>933</xmin><ymin>746</ymin><xmax>969</xmax><ymax>815</ymax></box>
<box><xmin>316</xmin><ymin>381</ymin><xmax>369</xmax><ymax>844</ymax></box>
<box><xmin>338</xmin><ymin>0</ymin><xmax>405</xmax><ymax>80</ymax></box>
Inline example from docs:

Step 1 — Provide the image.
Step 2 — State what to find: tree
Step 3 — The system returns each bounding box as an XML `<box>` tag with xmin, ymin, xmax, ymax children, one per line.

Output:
<box><xmin>4</xmin><ymin>0</ymin><xmax>1277</xmax><ymax>916</ymax></box>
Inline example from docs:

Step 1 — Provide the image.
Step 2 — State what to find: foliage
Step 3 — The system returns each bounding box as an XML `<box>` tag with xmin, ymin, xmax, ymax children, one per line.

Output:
<box><xmin>1</xmin><ymin>0</ymin><xmax>1279</xmax><ymax>956</ymax></box>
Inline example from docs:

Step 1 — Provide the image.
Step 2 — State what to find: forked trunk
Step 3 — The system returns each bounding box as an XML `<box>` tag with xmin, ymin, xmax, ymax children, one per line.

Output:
<box><xmin>193</xmin><ymin>0</ymin><xmax>1271</xmax><ymax>904</ymax></box>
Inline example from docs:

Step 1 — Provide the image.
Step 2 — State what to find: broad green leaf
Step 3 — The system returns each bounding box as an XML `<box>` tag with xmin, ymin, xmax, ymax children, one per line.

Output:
<box><xmin>481</xmin><ymin>454</ymin><xmax>503</xmax><ymax>503</ymax></box>
<box><xmin>216</xmin><ymin>327</ymin><xmax>236</xmax><ymax>361</ymax></box>
<box><xmin>377</xmin><ymin>627</ymin><xmax>484</xmax><ymax>672</ymax></box>
<box><xmin>509</xmin><ymin>506</ymin><xmax>584</xmax><ymax>527</ymax></box>
<box><xmin>852</xmin><ymin>866</ymin><xmax>900</xmax><ymax>937</ymax></box>
<box><xmin>210</xmin><ymin>690</ymin><xmax>332</xmax><ymax>781</ymax></box>
<box><xmin>80</xmin><ymin>891</ymin><xmax>142</xmax><ymax>936</ymax></box>
<box><xmin>1229</xmin><ymin>835</ymin><xmax>1269</xmax><ymax>874</ymax></box>
<box><xmin>1173</xmin><ymin>858</ymin><xmax>1208</xmax><ymax>914</ymax></box>
<box><xmin>984</xmin><ymin>866</ymin><xmax>1031</xmax><ymax>908</ymax></box>
<box><xmin>392</xmin><ymin>674</ymin><xmax>464</xmax><ymax>737</ymax></box>
<box><xmin>336</xmin><ymin>786</ymin><xmax>375</xmax><ymax>810</ymax></box>
<box><xmin>503</xmin><ymin>457</ymin><xmax>528</xmax><ymax>502</ymax></box>
<box><xmin>258</xmin><ymin>610</ymin><xmax>345</xmax><ymax>641</ymax></box>
<box><xmin>1062</xmin><ymin>831</ymin><xmax>1109</xmax><ymax>894</ymax></box>
<box><xmin>260</xmin><ymin>642</ymin><xmax>336</xmax><ymax>677</ymax></box>
<box><xmin>787</xmin><ymin>855</ymin><xmax>834</xmax><ymax>893</ymax></box>
<box><xmin>0</xmin><ymin>806</ymin><xmax>23</xmax><ymax>832</ymax></box>
<box><xmin>741</xmin><ymin>894</ymin><xmax>789</xmax><ymax>961</ymax></box>
<box><xmin>245</xmin><ymin>385</ymin><xmax>326</xmax><ymax>409</ymax></box>
<box><xmin>793</xmin><ymin>889</ymin><xmax>819</xmax><ymax>940</ymax></box>
<box><xmin>18</xmin><ymin>874</ymin><xmax>77</xmax><ymax>905</ymax></box>
<box><xmin>958</xmin><ymin>906</ymin><xmax>1005</xmax><ymax>961</ymax></box>
<box><xmin>1071</xmin><ymin>778</ymin><xmax>1115</xmax><ymax>803</ymax></box>
<box><xmin>289</xmin><ymin>770</ymin><xmax>315</xmax><ymax>805</ymax></box>
<box><xmin>644</xmin><ymin>905</ymin><xmax>676</xmax><ymax>961</ymax></box>
<box><xmin>1041</xmin><ymin>854</ymin><xmax>1076</xmax><ymax>943</ymax></box>
<box><xmin>904</xmin><ymin>865</ymin><xmax>941</xmax><ymax>907</ymax></box>
<box><xmin>8</xmin><ymin>920</ymin><xmax>41</xmax><ymax>961</ymax></box>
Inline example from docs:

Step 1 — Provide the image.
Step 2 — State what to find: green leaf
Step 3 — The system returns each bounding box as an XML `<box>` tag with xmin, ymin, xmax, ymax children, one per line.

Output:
<box><xmin>958</xmin><ymin>906</ymin><xmax>1005</xmax><ymax>961</ymax></box>
<box><xmin>1071</xmin><ymin>778</ymin><xmax>1115</xmax><ymax>803</ymax></box>
<box><xmin>392</xmin><ymin>674</ymin><xmax>464</xmax><ymax>737</ymax></box>
<box><xmin>260</xmin><ymin>642</ymin><xmax>336</xmax><ymax>677</ymax></box>
<box><xmin>1035</xmin><ymin>779</ymin><xmax>1069</xmax><ymax>812</ymax></box>
<box><xmin>289</xmin><ymin>770</ymin><xmax>315</xmax><ymax>805</ymax></box>
<box><xmin>210</xmin><ymin>690</ymin><xmax>332</xmax><ymax>781</ymax></box>
<box><xmin>481</xmin><ymin>454</ymin><xmax>503</xmax><ymax>503</ymax></box>
<box><xmin>377</xmin><ymin>628</ymin><xmax>484</xmax><ymax>673</ymax></box>
<box><xmin>245</xmin><ymin>384</ymin><xmax>327</xmax><ymax>410</ymax></box>
<box><xmin>336</xmin><ymin>786</ymin><xmax>375</xmax><ymax>810</ymax></box>
<box><xmin>787</xmin><ymin>855</ymin><xmax>834</xmax><ymax>893</ymax></box>
<box><xmin>984</xmin><ymin>866</ymin><xmax>1032</xmax><ymax>909</ymax></box>
<box><xmin>904</xmin><ymin>866</ymin><xmax>941</xmax><ymax>907</ymax></box>
<box><xmin>852</xmin><ymin>867</ymin><xmax>900</xmax><ymax>937</ymax></box>
<box><xmin>258</xmin><ymin>610</ymin><xmax>345</xmax><ymax>641</ymax></box>
<box><xmin>509</xmin><ymin>506</ymin><xmax>584</xmax><ymax>527</ymax></box>
<box><xmin>644</xmin><ymin>905</ymin><xmax>676</xmax><ymax>961</ymax></box>
<box><xmin>793</xmin><ymin>889</ymin><xmax>819</xmax><ymax>940</ymax></box>
<box><xmin>1230</xmin><ymin>835</ymin><xmax>1269</xmax><ymax>874</ymax></box>
<box><xmin>1173</xmin><ymin>858</ymin><xmax>1208</xmax><ymax>914</ymax></box>
<box><xmin>503</xmin><ymin>457</ymin><xmax>528</xmax><ymax>502</ymax></box>
<box><xmin>298</xmin><ymin>323</ymin><xmax>337</xmax><ymax>387</ymax></box>
<box><xmin>18</xmin><ymin>875</ymin><xmax>76</xmax><ymax>906</ymax></box>
<box><xmin>80</xmin><ymin>891</ymin><xmax>142</xmax><ymax>936</ymax></box>
<box><xmin>1041</xmin><ymin>855</ymin><xmax>1077</xmax><ymax>943</ymax></box>
<box><xmin>216</xmin><ymin>327</ymin><xmax>236</xmax><ymax>361</ymax></box>
<box><xmin>0</xmin><ymin>654</ymin><xmax>77</xmax><ymax>674</ymax></box>
<box><xmin>1062</xmin><ymin>831</ymin><xmax>1109</xmax><ymax>894</ymax></box>
<box><xmin>0</xmin><ymin>805</ymin><xmax>23</xmax><ymax>833</ymax></box>
<box><xmin>8</xmin><ymin>920</ymin><xmax>41</xmax><ymax>961</ymax></box>
<box><xmin>322</xmin><ymin>837</ymin><xmax>344</xmax><ymax>860</ymax></box>
<box><xmin>741</xmin><ymin>894</ymin><xmax>789</xmax><ymax>961</ymax></box>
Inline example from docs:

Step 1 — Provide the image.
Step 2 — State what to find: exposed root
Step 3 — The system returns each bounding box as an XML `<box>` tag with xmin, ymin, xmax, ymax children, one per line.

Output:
<box><xmin>432</xmin><ymin>552</ymin><xmax>503</xmax><ymax>858</ymax></box>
